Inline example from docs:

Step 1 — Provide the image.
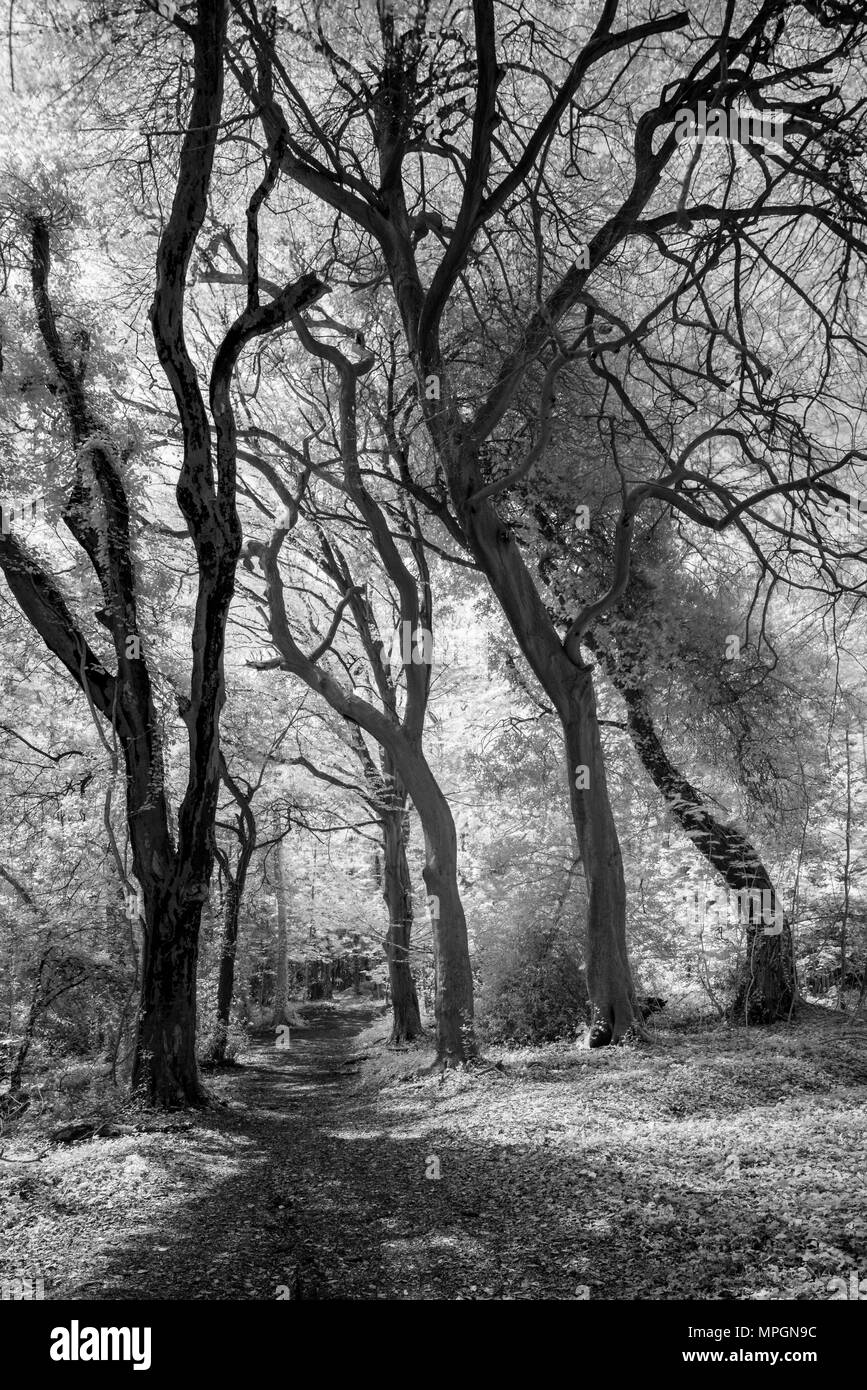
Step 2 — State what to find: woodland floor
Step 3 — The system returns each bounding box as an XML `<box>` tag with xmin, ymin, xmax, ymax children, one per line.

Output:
<box><xmin>2</xmin><ymin>1002</ymin><xmax>866</xmax><ymax>1300</ymax></box>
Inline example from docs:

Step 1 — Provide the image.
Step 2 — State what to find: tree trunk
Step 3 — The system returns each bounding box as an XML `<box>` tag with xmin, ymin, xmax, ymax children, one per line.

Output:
<box><xmin>132</xmin><ymin>891</ymin><xmax>207</xmax><ymax>1108</ymax></box>
<box><xmin>256</xmin><ymin>547</ymin><xmax>475</xmax><ymax>1059</ymax></box>
<box><xmin>560</xmin><ymin>668</ymin><xmax>635</xmax><ymax>1043</ymax></box>
<box><xmin>451</xmin><ymin>493</ymin><xmax>638</xmax><ymax>1043</ymax></box>
<box><xmin>273</xmin><ymin>838</ymin><xmax>290</xmax><ymax>1025</ymax></box>
<box><xmin>207</xmin><ymin>882</ymin><xmax>241</xmax><ymax>1065</ymax></box>
<box><xmin>382</xmin><ymin>811</ymin><xmax>422</xmax><ymax>1042</ymax></box>
<box><xmin>611</xmin><ymin>670</ymin><xmax>797</xmax><ymax>1024</ymax></box>
<box><xmin>732</xmin><ymin>912</ymin><xmax>797</xmax><ymax>1025</ymax></box>
<box><xmin>409</xmin><ymin>763</ymin><xmax>476</xmax><ymax>1065</ymax></box>
<box><xmin>7</xmin><ymin>951</ymin><xmax>49</xmax><ymax>1095</ymax></box>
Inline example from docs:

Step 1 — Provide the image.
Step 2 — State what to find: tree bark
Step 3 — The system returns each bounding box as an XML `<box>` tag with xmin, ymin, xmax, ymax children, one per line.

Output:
<box><xmin>7</xmin><ymin>951</ymin><xmax>49</xmax><ymax>1096</ymax></box>
<box><xmin>273</xmin><ymin>837</ymin><xmax>290</xmax><ymax>1025</ymax></box>
<box><xmin>382</xmin><ymin>809</ymin><xmax>422</xmax><ymax>1042</ymax></box>
<box><xmin>134</xmin><ymin>891</ymin><xmax>206</xmax><ymax>1107</ymax></box>
<box><xmin>449</xmin><ymin>490</ymin><xmax>638</xmax><ymax>1042</ymax></box>
<box><xmin>0</xmin><ymin>2</ymin><xmax>326</xmax><ymax>1106</ymax></box>
<box><xmin>408</xmin><ymin>756</ymin><xmax>475</xmax><ymax>1063</ymax></box>
<box><xmin>215</xmin><ymin>890</ymin><xmax>239</xmax><ymax>1049</ymax></box>
<box><xmin>561</xmin><ymin>669</ymin><xmax>634</xmax><ymax>1043</ymax></box>
<box><xmin>248</xmin><ymin>354</ymin><xmax>476</xmax><ymax>1062</ymax></box>
<box><xmin>732</xmin><ymin>914</ymin><xmax>797</xmax><ymax>1025</ymax></box>
<box><xmin>609</xmin><ymin>667</ymin><xmax>797</xmax><ymax>1024</ymax></box>
<box><xmin>205</xmin><ymin>759</ymin><xmax>257</xmax><ymax>1065</ymax></box>
<box><xmin>207</xmin><ymin>881</ymin><xmax>241</xmax><ymax>1066</ymax></box>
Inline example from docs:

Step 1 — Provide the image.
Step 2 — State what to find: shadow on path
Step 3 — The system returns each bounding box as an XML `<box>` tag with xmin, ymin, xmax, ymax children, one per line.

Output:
<box><xmin>54</xmin><ymin>1006</ymin><xmax>864</xmax><ymax>1300</ymax></box>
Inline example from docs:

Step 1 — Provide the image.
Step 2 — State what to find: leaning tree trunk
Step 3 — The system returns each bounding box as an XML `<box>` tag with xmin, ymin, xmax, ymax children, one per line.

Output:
<box><xmin>7</xmin><ymin>951</ymin><xmax>49</xmax><ymax>1096</ymax></box>
<box><xmin>254</xmin><ymin>606</ymin><xmax>474</xmax><ymax>1058</ymax></box>
<box><xmin>451</xmin><ymin>490</ymin><xmax>638</xmax><ymax>1042</ymax></box>
<box><xmin>406</xmin><ymin>754</ymin><xmax>476</xmax><ymax>1065</ymax></box>
<box><xmin>382</xmin><ymin>810</ymin><xmax>422</xmax><ymax>1043</ymax></box>
<box><xmin>254</xmin><ymin>516</ymin><xmax>475</xmax><ymax>1060</ymax></box>
<box><xmin>613</xmin><ymin>672</ymin><xmax>797</xmax><ymax>1023</ymax></box>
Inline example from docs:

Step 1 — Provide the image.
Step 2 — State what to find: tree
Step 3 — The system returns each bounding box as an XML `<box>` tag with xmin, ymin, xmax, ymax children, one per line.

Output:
<box><xmin>204</xmin><ymin>757</ymin><xmax>259</xmax><ymax>1065</ymax></box>
<box><xmin>227</xmin><ymin>0</ymin><xmax>867</xmax><ymax>1041</ymax></box>
<box><xmin>240</xmin><ymin>341</ymin><xmax>475</xmax><ymax>1063</ymax></box>
<box><xmin>0</xmin><ymin>1</ymin><xmax>325</xmax><ymax>1102</ymax></box>
<box><xmin>272</xmin><ymin>817</ymin><xmax>291</xmax><ymax>1025</ymax></box>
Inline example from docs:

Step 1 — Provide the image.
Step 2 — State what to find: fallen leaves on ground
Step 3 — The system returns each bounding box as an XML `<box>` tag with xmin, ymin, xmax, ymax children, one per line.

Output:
<box><xmin>1</xmin><ymin>1004</ymin><xmax>865</xmax><ymax>1300</ymax></box>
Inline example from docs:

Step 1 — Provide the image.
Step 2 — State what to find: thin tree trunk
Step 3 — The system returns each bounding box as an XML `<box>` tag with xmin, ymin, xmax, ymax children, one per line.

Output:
<box><xmin>254</xmin><ymin>560</ymin><xmax>475</xmax><ymax>1061</ymax></box>
<box><xmin>8</xmin><ymin>951</ymin><xmax>49</xmax><ymax>1095</ymax></box>
<box><xmin>273</xmin><ymin>838</ymin><xmax>290</xmax><ymax>1025</ymax></box>
<box><xmin>208</xmin><ymin>882</ymin><xmax>241</xmax><ymax>1065</ymax></box>
<box><xmin>382</xmin><ymin>811</ymin><xmax>422</xmax><ymax>1042</ymax></box>
<box><xmin>205</xmin><ymin>758</ymin><xmax>258</xmax><ymax>1065</ymax></box>
<box><xmin>839</xmin><ymin>727</ymin><xmax>852</xmax><ymax>1010</ymax></box>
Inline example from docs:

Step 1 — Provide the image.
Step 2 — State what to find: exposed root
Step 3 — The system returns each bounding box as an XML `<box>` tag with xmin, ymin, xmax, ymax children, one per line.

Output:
<box><xmin>419</xmin><ymin>1051</ymin><xmax>497</xmax><ymax>1077</ymax></box>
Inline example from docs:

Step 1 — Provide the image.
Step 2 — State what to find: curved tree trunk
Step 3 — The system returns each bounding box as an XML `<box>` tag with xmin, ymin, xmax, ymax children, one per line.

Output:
<box><xmin>248</xmin><ymin>306</ymin><xmax>475</xmax><ymax>1063</ymax></box>
<box><xmin>407</xmin><ymin>754</ymin><xmax>476</xmax><ymax>1064</ymax></box>
<box><xmin>611</xmin><ymin>669</ymin><xmax>797</xmax><ymax>1023</ymax></box>
<box><xmin>0</xmin><ymin>4</ymin><xmax>330</xmax><ymax>1106</ymax></box>
<box><xmin>255</xmin><ymin>595</ymin><xmax>475</xmax><ymax>1064</ymax></box>
<box><xmin>382</xmin><ymin>810</ymin><xmax>422</xmax><ymax>1042</ymax></box>
<box><xmin>450</xmin><ymin>494</ymin><xmax>638</xmax><ymax>1043</ymax></box>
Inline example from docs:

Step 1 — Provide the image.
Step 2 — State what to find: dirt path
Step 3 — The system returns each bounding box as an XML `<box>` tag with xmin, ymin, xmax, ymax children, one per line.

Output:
<box><xmin>7</xmin><ymin>1005</ymin><xmax>865</xmax><ymax>1301</ymax></box>
<box><xmin>24</xmin><ymin>1006</ymin><xmax>468</xmax><ymax>1301</ymax></box>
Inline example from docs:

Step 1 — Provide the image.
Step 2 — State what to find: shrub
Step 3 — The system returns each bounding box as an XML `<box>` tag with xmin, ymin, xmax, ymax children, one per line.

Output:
<box><xmin>477</xmin><ymin>921</ymin><xmax>587</xmax><ymax>1043</ymax></box>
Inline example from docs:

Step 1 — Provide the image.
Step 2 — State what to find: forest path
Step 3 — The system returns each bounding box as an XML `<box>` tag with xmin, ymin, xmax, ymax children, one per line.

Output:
<box><xmin>11</xmin><ymin>1004</ymin><xmax>866</xmax><ymax>1301</ymax></box>
<box><xmin>47</xmin><ymin>1004</ymin><xmax>475</xmax><ymax>1300</ymax></box>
